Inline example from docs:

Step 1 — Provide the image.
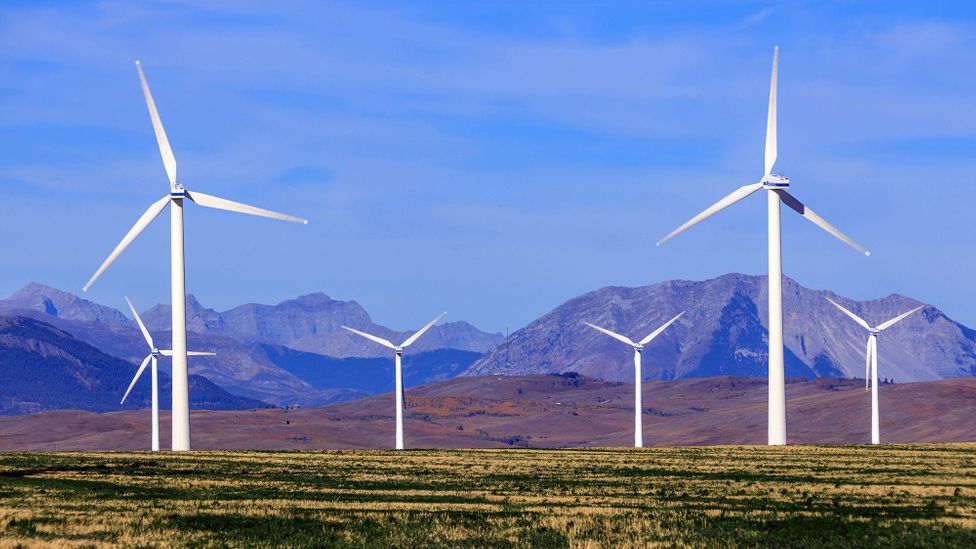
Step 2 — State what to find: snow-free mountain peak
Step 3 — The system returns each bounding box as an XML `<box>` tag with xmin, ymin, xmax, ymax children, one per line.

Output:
<box><xmin>466</xmin><ymin>273</ymin><xmax>973</xmax><ymax>383</ymax></box>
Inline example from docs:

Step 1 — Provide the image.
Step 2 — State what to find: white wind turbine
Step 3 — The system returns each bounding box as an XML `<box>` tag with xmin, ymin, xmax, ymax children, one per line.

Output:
<box><xmin>584</xmin><ymin>311</ymin><xmax>685</xmax><ymax>448</ymax></box>
<box><xmin>826</xmin><ymin>298</ymin><xmax>923</xmax><ymax>444</ymax></box>
<box><xmin>341</xmin><ymin>312</ymin><xmax>446</xmax><ymax>450</ymax></box>
<box><xmin>120</xmin><ymin>297</ymin><xmax>215</xmax><ymax>451</ymax></box>
<box><xmin>84</xmin><ymin>62</ymin><xmax>307</xmax><ymax>451</ymax></box>
<box><xmin>657</xmin><ymin>47</ymin><xmax>870</xmax><ymax>445</ymax></box>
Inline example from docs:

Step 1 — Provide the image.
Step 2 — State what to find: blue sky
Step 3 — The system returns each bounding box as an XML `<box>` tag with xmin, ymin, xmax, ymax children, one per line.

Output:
<box><xmin>1</xmin><ymin>1</ymin><xmax>974</xmax><ymax>333</ymax></box>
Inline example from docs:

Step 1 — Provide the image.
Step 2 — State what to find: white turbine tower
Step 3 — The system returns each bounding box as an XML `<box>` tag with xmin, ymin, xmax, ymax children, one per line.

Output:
<box><xmin>84</xmin><ymin>62</ymin><xmax>307</xmax><ymax>451</ymax></box>
<box><xmin>120</xmin><ymin>297</ymin><xmax>215</xmax><ymax>451</ymax></box>
<box><xmin>341</xmin><ymin>312</ymin><xmax>446</xmax><ymax>450</ymax></box>
<box><xmin>657</xmin><ymin>47</ymin><xmax>870</xmax><ymax>446</ymax></box>
<box><xmin>826</xmin><ymin>298</ymin><xmax>923</xmax><ymax>444</ymax></box>
<box><xmin>584</xmin><ymin>311</ymin><xmax>684</xmax><ymax>448</ymax></box>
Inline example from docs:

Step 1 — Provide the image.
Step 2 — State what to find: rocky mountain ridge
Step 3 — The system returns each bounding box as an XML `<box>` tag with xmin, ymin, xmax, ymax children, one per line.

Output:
<box><xmin>140</xmin><ymin>292</ymin><xmax>501</xmax><ymax>357</ymax></box>
<box><xmin>0</xmin><ymin>283</ymin><xmax>493</xmax><ymax>407</ymax></box>
<box><xmin>466</xmin><ymin>273</ymin><xmax>976</xmax><ymax>383</ymax></box>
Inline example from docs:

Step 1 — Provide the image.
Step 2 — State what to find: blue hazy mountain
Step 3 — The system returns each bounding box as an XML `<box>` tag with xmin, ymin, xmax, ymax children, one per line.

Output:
<box><xmin>467</xmin><ymin>273</ymin><xmax>976</xmax><ymax>383</ymax></box>
<box><xmin>0</xmin><ymin>316</ymin><xmax>265</xmax><ymax>415</ymax></box>
<box><xmin>1</xmin><ymin>282</ymin><xmax>134</xmax><ymax>327</ymax></box>
<box><xmin>5</xmin><ymin>275</ymin><xmax>974</xmax><ymax>412</ymax></box>
<box><xmin>0</xmin><ymin>284</ymin><xmax>491</xmax><ymax>407</ymax></box>
<box><xmin>260</xmin><ymin>346</ymin><xmax>482</xmax><ymax>394</ymax></box>
<box><xmin>139</xmin><ymin>292</ymin><xmax>502</xmax><ymax>358</ymax></box>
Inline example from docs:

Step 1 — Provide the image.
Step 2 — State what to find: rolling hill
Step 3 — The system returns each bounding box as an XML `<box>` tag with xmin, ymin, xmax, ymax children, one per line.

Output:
<box><xmin>0</xmin><ymin>374</ymin><xmax>973</xmax><ymax>450</ymax></box>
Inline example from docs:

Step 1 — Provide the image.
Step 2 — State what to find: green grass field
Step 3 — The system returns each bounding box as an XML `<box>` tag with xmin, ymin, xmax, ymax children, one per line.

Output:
<box><xmin>0</xmin><ymin>445</ymin><xmax>974</xmax><ymax>547</ymax></box>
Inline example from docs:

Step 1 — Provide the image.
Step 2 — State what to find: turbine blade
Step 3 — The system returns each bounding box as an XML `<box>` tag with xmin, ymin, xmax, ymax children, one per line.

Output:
<box><xmin>775</xmin><ymin>190</ymin><xmax>870</xmax><ymax>256</ymax></box>
<box><xmin>401</xmin><ymin>312</ymin><xmax>447</xmax><ymax>348</ymax></box>
<box><xmin>870</xmin><ymin>337</ymin><xmax>878</xmax><ymax>387</ymax></box>
<box><xmin>157</xmin><ymin>349</ymin><xmax>212</xmax><ymax>356</ymax></box>
<box><xmin>877</xmin><ymin>305</ymin><xmax>925</xmax><ymax>331</ymax></box>
<box><xmin>341</xmin><ymin>326</ymin><xmax>397</xmax><ymax>350</ymax></box>
<box><xmin>83</xmin><ymin>195</ymin><xmax>170</xmax><ymax>291</ymax></box>
<box><xmin>864</xmin><ymin>337</ymin><xmax>871</xmax><ymax>390</ymax></box>
<box><xmin>826</xmin><ymin>298</ymin><xmax>871</xmax><ymax>331</ymax></box>
<box><xmin>400</xmin><ymin>370</ymin><xmax>407</xmax><ymax>413</ymax></box>
<box><xmin>135</xmin><ymin>61</ymin><xmax>177</xmax><ymax>185</ymax></box>
<box><xmin>765</xmin><ymin>47</ymin><xmax>779</xmax><ymax>176</ymax></box>
<box><xmin>121</xmin><ymin>354</ymin><xmax>152</xmax><ymax>404</ymax></box>
<box><xmin>657</xmin><ymin>183</ymin><xmax>763</xmax><ymax>246</ymax></box>
<box><xmin>638</xmin><ymin>311</ymin><xmax>685</xmax><ymax>346</ymax></box>
<box><xmin>124</xmin><ymin>296</ymin><xmax>154</xmax><ymax>350</ymax></box>
<box><xmin>185</xmin><ymin>190</ymin><xmax>307</xmax><ymax>224</ymax></box>
<box><xmin>583</xmin><ymin>322</ymin><xmax>636</xmax><ymax>347</ymax></box>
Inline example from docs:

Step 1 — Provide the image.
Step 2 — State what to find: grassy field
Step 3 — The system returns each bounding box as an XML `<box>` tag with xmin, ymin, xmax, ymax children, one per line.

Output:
<box><xmin>0</xmin><ymin>445</ymin><xmax>974</xmax><ymax>547</ymax></box>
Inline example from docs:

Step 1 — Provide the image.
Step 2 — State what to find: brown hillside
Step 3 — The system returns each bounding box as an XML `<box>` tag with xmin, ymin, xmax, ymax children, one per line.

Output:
<box><xmin>0</xmin><ymin>375</ymin><xmax>973</xmax><ymax>451</ymax></box>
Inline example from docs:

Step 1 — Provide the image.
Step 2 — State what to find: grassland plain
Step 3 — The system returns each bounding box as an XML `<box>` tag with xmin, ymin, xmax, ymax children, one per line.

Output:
<box><xmin>0</xmin><ymin>445</ymin><xmax>974</xmax><ymax>548</ymax></box>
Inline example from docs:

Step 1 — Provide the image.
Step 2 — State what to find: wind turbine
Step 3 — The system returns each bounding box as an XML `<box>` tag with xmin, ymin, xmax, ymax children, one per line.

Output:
<box><xmin>120</xmin><ymin>297</ymin><xmax>215</xmax><ymax>451</ymax></box>
<box><xmin>656</xmin><ymin>47</ymin><xmax>870</xmax><ymax>446</ymax></box>
<box><xmin>84</xmin><ymin>62</ymin><xmax>307</xmax><ymax>451</ymax></box>
<box><xmin>341</xmin><ymin>312</ymin><xmax>446</xmax><ymax>450</ymax></box>
<box><xmin>584</xmin><ymin>311</ymin><xmax>684</xmax><ymax>448</ymax></box>
<box><xmin>826</xmin><ymin>298</ymin><xmax>923</xmax><ymax>444</ymax></box>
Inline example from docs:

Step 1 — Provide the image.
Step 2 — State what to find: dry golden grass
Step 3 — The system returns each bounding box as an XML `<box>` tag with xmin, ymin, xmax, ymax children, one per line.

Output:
<box><xmin>0</xmin><ymin>445</ymin><xmax>974</xmax><ymax>547</ymax></box>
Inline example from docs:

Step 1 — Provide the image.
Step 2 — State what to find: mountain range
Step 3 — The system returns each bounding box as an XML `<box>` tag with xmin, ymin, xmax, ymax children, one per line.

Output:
<box><xmin>139</xmin><ymin>292</ymin><xmax>502</xmax><ymax>357</ymax></box>
<box><xmin>1</xmin><ymin>274</ymin><xmax>974</xmax><ymax>417</ymax></box>
<box><xmin>0</xmin><ymin>283</ymin><xmax>497</xmax><ymax>407</ymax></box>
<box><xmin>0</xmin><ymin>315</ymin><xmax>262</xmax><ymax>415</ymax></box>
<box><xmin>466</xmin><ymin>273</ymin><xmax>976</xmax><ymax>383</ymax></box>
<box><xmin>2</xmin><ymin>284</ymin><xmax>504</xmax><ymax>357</ymax></box>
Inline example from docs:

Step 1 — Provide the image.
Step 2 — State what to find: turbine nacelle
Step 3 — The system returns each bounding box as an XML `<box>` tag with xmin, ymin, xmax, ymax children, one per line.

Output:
<box><xmin>170</xmin><ymin>183</ymin><xmax>186</xmax><ymax>199</ymax></box>
<box><xmin>761</xmin><ymin>173</ymin><xmax>790</xmax><ymax>189</ymax></box>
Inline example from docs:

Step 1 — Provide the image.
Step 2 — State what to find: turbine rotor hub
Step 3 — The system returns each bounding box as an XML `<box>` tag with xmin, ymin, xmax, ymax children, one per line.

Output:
<box><xmin>170</xmin><ymin>183</ymin><xmax>186</xmax><ymax>199</ymax></box>
<box><xmin>761</xmin><ymin>173</ymin><xmax>790</xmax><ymax>189</ymax></box>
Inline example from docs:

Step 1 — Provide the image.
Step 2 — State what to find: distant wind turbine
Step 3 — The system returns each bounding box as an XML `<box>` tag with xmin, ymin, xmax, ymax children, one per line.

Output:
<box><xmin>656</xmin><ymin>47</ymin><xmax>869</xmax><ymax>445</ymax></box>
<box><xmin>826</xmin><ymin>298</ymin><xmax>924</xmax><ymax>444</ymax></box>
<box><xmin>83</xmin><ymin>62</ymin><xmax>307</xmax><ymax>451</ymax></box>
<box><xmin>120</xmin><ymin>297</ymin><xmax>214</xmax><ymax>451</ymax></box>
<box><xmin>341</xmin><ymin>312</ymin><xmax>447</xmax><ymax>450</ymax></box>
<box><xmin>584</xmin><ymin>312</ymin><xmax>684</xmax><ymax>448</ymax></box>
